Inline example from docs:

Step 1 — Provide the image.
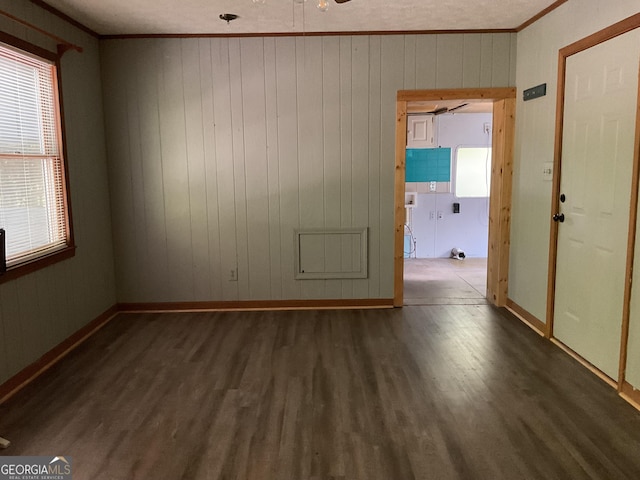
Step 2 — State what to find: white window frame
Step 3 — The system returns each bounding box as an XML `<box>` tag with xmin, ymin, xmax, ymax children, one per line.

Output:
<box><xmin>0</xmin><ymin>35</ymin><xmax>74</xmax><ymax>282</ymax></box>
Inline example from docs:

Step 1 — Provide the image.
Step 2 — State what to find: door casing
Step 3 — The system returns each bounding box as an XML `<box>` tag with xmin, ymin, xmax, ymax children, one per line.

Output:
<box><xmin>546</xmin><ymin>13</ymin><xmax>640</xmax><ymax>389</ymax></box>
<box><xmin>394</xmin><ymin>88</ymin><xmax>516</xmax><ymax>307</ymax></box>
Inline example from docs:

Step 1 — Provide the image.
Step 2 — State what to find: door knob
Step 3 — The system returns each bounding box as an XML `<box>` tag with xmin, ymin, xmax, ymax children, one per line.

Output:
<box><xmin>553</xmin><ymin>213</ymin><xmax>565</xmax><ymax>223</ymax></box>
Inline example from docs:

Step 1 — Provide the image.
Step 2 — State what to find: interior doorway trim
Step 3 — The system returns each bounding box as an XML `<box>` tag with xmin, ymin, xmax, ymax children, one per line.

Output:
<box><xmin>545</xmin><ymin>13</ymin><xmax>640</xmax><ymax>389</ymax></box>
<box><xmin>394</xmin><ymin>87</ymin><xmax>517</xmax><ymax>307</ymax></box>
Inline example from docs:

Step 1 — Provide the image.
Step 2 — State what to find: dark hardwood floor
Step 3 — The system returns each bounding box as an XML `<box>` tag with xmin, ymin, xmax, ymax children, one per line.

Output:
<box><xmin>1</xmin><ymin>306</ymin><xmax>640</xmax><ymax>479</ymax></box>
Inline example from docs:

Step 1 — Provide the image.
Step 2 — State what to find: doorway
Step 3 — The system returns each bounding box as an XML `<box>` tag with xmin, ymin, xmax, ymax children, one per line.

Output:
<box><xmin>403</xmin><ymin>108</ymin><xmax>493</xmax><ymax>305</ymax></box>
<box><xmin>393</xmin><ymin>88</ymin><xmax>516</xmax><ymax>307</ymax></box>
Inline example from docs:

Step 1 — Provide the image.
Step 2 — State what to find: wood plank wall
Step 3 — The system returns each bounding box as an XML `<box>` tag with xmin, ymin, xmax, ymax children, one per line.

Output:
<box><xmin>509</xmin><ymin>2</ymin><xmax>639</xmax><ymax>398</ymax></box>
<box><xmin>101</xmin><ymin>32</ymin><xmax>516</xmax><ymax>303</ymax></box>
<box><xmin>0</xmin><ymin>0</ymin><xmax>117</xmax><ymax>385</ymax></box>
<box><xmin>509</xmin><ymin>0</ymin><xmax>639</xmax><ymax>322</ymax></box>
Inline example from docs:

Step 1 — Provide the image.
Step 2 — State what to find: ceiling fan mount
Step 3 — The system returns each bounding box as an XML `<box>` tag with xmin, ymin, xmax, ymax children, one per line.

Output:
<box><xmin>427</xmin><ymin>103</ymin><xmax>469</xmax><ymax>115</ymax></box>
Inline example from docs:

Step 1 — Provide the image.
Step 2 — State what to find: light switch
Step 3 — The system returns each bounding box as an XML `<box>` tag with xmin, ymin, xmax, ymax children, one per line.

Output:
<box><xmin>543</xmin><ymin>162</ymin><xmax>553</xmax><ymax>181</ymax></box>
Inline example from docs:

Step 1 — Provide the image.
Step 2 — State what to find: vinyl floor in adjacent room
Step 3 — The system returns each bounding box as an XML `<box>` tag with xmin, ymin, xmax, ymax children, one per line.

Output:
<box><xmin>1</xmin><ymin>305</ymin><xmax>640</xmax><ymax>479</ymax></box>
<box><xmin>404</xmin><ymin>258</ymin><xmax>488</xmax><ymax>305</ymax></box>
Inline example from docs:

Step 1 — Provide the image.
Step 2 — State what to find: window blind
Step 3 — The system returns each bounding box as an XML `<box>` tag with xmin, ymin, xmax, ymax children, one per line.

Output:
<box><xmin>0</xmin><ymin>42</ymin><xmax>68</xmax><ymax>267</ymax></box>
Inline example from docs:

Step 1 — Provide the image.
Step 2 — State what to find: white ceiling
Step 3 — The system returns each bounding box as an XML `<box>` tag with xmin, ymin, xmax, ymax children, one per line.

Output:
<box><xmin>41</xmin><ymin>0</ymin><xmax>559</xmax><ymax>36</ymax></box>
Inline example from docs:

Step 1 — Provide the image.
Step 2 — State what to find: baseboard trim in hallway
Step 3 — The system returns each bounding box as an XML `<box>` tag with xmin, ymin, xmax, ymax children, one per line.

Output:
<box><xmin>118</xmin><ymin>298</ymin><xmax>394</xmax><ymax>312</ymax></box>
<box><xmin>505</xmin><ymin>298</ymin><xmax>545</xmax><ymax>336</ymax></box>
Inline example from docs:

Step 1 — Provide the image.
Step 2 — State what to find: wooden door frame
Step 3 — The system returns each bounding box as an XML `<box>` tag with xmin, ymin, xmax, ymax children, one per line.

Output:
<box><xmin>545</xmin><ymin>13</ymin><xmax>640</xmax><ymax>390</ymax></box>
<box><xmin>394</xmin><ymin>87</ymin><xmax>517</xmax><ymax>307</ymax></box>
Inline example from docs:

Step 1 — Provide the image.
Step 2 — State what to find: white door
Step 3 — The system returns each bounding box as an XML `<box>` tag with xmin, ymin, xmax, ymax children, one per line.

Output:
<box><xmin>553</xmin><ymin>29</ymin><xmax>640</xmax><ymax>379</ymax></box>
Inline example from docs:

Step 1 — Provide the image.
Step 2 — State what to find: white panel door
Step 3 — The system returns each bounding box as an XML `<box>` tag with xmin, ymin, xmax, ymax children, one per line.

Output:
<box><xmin>553</xmin><ymin>29</ymin><xmax>640</xmax><ymax>379</ymax></box>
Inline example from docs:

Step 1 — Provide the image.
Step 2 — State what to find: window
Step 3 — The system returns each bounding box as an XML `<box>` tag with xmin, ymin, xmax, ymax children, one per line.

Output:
<box><xmin>455</xmin><ymin>147</ymin><xmax>492</xmax><ymax>198</ymax></box>
<box><xmin>0</xmin><ymin>39</ymin><xmax>73</xmax><ymax>277</ymax></box>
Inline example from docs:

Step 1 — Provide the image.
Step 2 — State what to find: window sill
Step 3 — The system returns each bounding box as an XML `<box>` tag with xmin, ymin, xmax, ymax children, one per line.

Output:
<box><xmin>0</xmin><ymin>245</ymin><xmax>76</xmax><ymax>285</ymax></box>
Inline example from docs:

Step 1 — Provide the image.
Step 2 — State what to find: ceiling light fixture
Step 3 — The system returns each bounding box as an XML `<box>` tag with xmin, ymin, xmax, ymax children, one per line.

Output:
<box><xmin>317</xmin><ymin>0</ymin><xmax>328</xmax><ymax>12</ymax></box>
<box><xmin>219</xmin><ymin>13</ymin><xmax>239</xmax><ymax>23</ymax></box>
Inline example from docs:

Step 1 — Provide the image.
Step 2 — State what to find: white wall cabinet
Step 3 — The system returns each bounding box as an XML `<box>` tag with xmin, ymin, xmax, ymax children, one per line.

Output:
<box><xmin>407</xmin><ymin>115</ymin><xmax>435</xmax><ymax>148</ymax></box>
